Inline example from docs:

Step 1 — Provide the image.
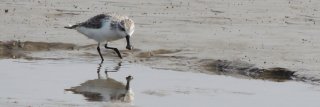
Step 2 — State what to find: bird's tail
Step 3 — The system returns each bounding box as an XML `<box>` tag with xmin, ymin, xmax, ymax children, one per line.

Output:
<box><xmin>64</xmin><ymin>24</ymin><xmax>78</xmax><ymax>29</ymax></box>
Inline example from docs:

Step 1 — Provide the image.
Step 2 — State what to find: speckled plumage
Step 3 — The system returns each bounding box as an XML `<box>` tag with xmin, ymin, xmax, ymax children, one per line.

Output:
<box><xmin>78</xmin><ymin>13</ymin><xmax>132</xmax><ymax>30</ymax></box>
<box><xmin>66</xmin><ymin>13</ymin><xmax>135</xmax><ymax>42</ymax></box>
<box><xmin>78</xmin><ymin>14</ymin><xmax>110</xmax><ymax>29</ymax></box>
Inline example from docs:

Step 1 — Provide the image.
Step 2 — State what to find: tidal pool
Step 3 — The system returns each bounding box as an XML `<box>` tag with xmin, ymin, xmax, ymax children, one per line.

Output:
<box><xmin>0</xmin><ymin>59</ymin><xmax>319</xmax><ymax>107</ymax></box>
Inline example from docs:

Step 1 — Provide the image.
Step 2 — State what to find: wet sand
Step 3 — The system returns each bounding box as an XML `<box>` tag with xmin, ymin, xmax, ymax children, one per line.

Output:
<box><xmin>1</xmin><ymin>0</ymin><xmax>320</xmax><ymax>106</ymax></box>
<box><xmin>1</xmin><ymin>0</ymin><xmax>320</xmax><ymax>80</ymax></box>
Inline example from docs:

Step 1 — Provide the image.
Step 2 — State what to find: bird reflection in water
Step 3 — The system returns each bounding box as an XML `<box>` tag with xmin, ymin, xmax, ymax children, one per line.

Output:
<box><xmin>66</xmin><ymin>61</ymin><xmax>134</xmax><ymax>103</ymax></box>
<box><xmin>97</xmin><ymin>61</ymin><xmax>121</xmax><ymax>79</ymax></box>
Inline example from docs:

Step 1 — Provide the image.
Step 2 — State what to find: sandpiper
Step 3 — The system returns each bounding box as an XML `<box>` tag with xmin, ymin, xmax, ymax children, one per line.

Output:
<box><xmin>65</xmin><ymin>13</ymin><xmax>135</xmax><ymax>61</ymax></box>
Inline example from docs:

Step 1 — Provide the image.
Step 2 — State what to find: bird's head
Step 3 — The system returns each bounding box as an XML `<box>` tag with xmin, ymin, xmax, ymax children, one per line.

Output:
<box><xmin>118</xmin><ymin>19</ymin><xmax>134</xmax><ymax>50</ymax></box>
<box><xmin>118</xmin><ymin>19</ymin><xmax>135</xmax><ymax>37</ymax></box>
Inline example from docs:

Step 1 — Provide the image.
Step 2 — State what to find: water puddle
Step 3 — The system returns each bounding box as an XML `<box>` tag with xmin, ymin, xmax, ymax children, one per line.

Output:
<box><xmin>0</xmin><ymin>59</ymin><xmax>320</xmax><ymax>107</ymax></box>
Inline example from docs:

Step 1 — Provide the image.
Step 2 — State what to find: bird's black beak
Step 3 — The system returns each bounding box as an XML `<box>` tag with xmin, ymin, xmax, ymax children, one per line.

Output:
<box><xmin>125</xmin><ymin>35</ymin><xmax>132</xmax><ymax>50</ymax></box>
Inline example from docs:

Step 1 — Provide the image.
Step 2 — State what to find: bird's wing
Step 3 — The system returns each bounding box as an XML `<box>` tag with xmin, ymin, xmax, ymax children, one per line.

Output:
<box><xmin>79</xmin><ymin>14</ymin><xmax>111</xmax><ymax>29</ymax></box>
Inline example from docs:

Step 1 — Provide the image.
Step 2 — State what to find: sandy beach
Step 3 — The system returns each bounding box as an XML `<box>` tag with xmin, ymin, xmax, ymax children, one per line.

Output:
<box><xmin>1</xmin><ymin>0</ymin><xmax>320</xmax><ymax>106</ymax></box>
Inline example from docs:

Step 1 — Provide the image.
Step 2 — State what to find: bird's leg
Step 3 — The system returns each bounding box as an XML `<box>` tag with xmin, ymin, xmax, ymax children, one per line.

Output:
<box><xmin>97</xmin><ymin>43</ymin><xmax>104</xmax><ymax>61</ymax></box>
<box><xmin>105</xmin><ymin>43</ymin><xmax>122</xmax><ymax>59</ymax></box>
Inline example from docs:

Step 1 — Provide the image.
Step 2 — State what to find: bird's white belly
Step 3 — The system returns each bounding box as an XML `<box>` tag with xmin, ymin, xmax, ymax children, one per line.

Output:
<box><xmin>76</xmin><ymin>25</ymin><xmax>122</xmax><ymax>42</ymax></box>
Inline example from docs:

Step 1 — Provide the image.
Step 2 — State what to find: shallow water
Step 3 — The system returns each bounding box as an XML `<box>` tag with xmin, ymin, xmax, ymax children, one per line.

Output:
<box><xmin>0</xmin><ymin>59</ymin><xmax>319</xmax><ymax>107</ymax></box>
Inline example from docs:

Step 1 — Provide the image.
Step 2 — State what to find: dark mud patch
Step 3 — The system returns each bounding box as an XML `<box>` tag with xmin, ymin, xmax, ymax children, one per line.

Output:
<box><xmin>135</xmin><ymin>49</ymin><xmax>182</xmax><ymax>58</ymax></box>
<box><xmin>201</xmin><ymin>59</ymin><xmax>296</xmax><ymax>82</ymax></box>
<box><xmin>0</xmin><ymin>40</ymin><xmax>144</xmax><ymax>60</ymax></box>
<box><xmin>131</xmin><ymin>49</ymin><xmax>319</xmax><ymax>84</ymax></box>
<box><xmin>0</xmin><ymin>40</ymin><xmax>75</xmax><ymax>59</ymax></box>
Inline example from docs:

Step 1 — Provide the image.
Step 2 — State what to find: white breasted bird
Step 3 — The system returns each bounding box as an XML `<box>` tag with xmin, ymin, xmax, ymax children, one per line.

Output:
<box><xmin>65</xmin><ymin>13</ymin><xmax>135</xmax><ymax>61</ymax></box>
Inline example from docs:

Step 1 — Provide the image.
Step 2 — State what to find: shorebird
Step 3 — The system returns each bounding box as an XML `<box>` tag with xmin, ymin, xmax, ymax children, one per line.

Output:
<box><xmin>65</xmin><ymin>13</ymin><xmax>135</xmax><ymax>61</ymax></box>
